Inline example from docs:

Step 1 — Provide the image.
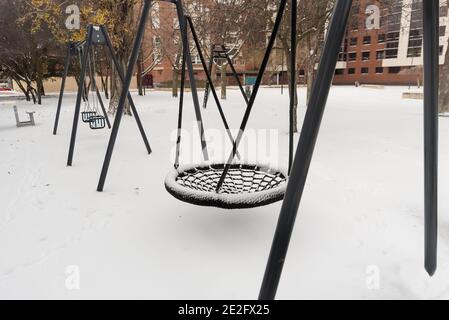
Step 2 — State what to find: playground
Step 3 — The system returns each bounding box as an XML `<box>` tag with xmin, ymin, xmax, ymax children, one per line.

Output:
<box><xmin>1</xmin><ymin>86</ymin><xmax>449</xmax><ymax>299</ymax></box>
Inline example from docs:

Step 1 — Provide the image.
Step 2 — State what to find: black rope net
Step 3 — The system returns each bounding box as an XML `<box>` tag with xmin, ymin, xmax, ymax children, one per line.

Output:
<box><xmin>177</xmin><ymin>164</ymin><xmax>286</xmax><ymax>194</ymax></box>
<box><xmin>165</xmin><ymin>164</ymin><xmax>287</xmax><ymax>209</ymax></box>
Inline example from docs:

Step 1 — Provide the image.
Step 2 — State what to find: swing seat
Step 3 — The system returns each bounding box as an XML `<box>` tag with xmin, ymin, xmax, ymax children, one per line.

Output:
<box><xmin>81</xmin><ymin>111</ymin><xmax>97</xmax><ymax>123</ymax></box>
<box><xmin>165</xmin><ymin>163</ymin><xmax>287</xmax><ymax>209</ymax></box>
<box><xmin>88</xmin><ymin>115</ymin><xmax>106</xmax><ymax>129</ymax></box>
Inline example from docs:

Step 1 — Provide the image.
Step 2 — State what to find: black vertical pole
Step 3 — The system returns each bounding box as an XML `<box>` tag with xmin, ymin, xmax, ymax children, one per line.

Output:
<box><xmin>97</xmin><ymin>1</ymin><xmax>152</xmax><ymax>191</ymax></box>
<box><xmin>174</xmin><ymin>36</ymin><xmax>187</xmax><ymax>169</ymax></box>
<box><xmin>53</xmin><ymin>43</ymin><xmax>72</xmax><ymax>135</ymax></box>
<box><xmin>225</xmin><ymin>54</ymin><xmax>249</xmax><ymax>105</ymax></box>
<box><xmin>288</xmin><ymin>0</ymin><xmax>297</xmax><ymax>174</ymax></box>
<box><xmin>186</xmin><ymin>17</ymin><xmax>240</xmax><ymax>156</ymax></box>
<box><xmin>258</xmin><ymin>0</ymin><xmax>352</xmax><ymax>300</ymax></box>
<box><xmin>67</xmin><ymin>26</ymin><xmax>94</xmax><ymax>166</ymax></box>
<box><xmin>176</xmin><ymin>1</ymin><xmax>209</xmax><ymax>161</ymax></box>
<box><xmin>100</xmin><ymin>25</ymin><xmax>152</xmax><ymax>153</ymax></box>
<box><xmin>215</xmin><ymin>0</ymin><xmax>288</xmax><ymax>192</ymax></box>
<box><xmin>422</xmin><ymin>0</ymin><xmax>439</xmax><ymax>276</ymax></box>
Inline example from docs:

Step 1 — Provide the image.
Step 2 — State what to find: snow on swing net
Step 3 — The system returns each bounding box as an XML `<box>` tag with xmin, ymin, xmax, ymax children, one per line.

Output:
<box><xmin>165</xmin><ymin>164</ymin><xmax>287</xmax><ymax>209</ymax></box>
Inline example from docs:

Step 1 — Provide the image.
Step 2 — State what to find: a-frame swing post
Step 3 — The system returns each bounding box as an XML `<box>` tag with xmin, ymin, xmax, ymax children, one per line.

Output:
<box><xmin>224</xmin><ymin>50</ymin><xmax>249</xmax><ymax>105</ymax></box>
<box><xmin>422</xmin><ymin>0</ymin><xmax>439</xmax><ymax>276</ymax></box>
<box><xmin>87</xmin><ymin>48</ymin><xmax>111</xmax><ymax>129</ymax></box>
<box><xmin>53</xmin><ymin>42</ymin><xmax>72</xmax><ymax>135</ymax></box>
<box><xmin>67</xmin><ymin>26</ymin><xmax>94</xmax><ymax>166</ymax></box>
<box><xmin>258</xmin><ymin>0</ymin><xmax>352</xmax><ymax>300</ymax></box>
<box><xmin>93</xmin><ymin>79</ymin><xmax>111</xmax><ymax>128</ymax></box>
<box><xmin>175</xmin><ymin>0</ymin><xmax>209</xmax><ymax>161</ymax></box>
<box><xmin>186</xmin><ymin>16</ymin><xmax>240</xmax><ymax>158</ymax></box>
<box><xmin>99</xmin><ymin>25</ymin><xmax>151</xmax><ymax>150</ymax></box>
<box><xmin>215</xmin><ymin>0</ymin><xmax>289</xmax><ymax>192</ymax></box>
<box><xmin>96</xmin><ymin>0</ymin><xmax>153</xmax><ymax>192</ymax></box>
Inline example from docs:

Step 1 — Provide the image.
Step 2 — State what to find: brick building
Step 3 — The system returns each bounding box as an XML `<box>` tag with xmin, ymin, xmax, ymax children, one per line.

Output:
<box><xmin>141</xmin><ymin>0</ymin><xmax>449</xmax><ymax>88</ymax></box>
<box><xmin>334</xmin><ymin>0</ymin><xmax>448</xmax><ymax>85</ymax></box>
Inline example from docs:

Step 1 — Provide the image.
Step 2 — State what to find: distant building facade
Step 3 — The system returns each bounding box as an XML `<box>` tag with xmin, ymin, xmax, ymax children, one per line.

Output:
<box><xmin>333</xmin><ymin>0</ymin><xmax>449</xmax><ymax>85</ymax></box>
<box><xmin>141</xmin><ymin>0</ymin><xmax>449</xmax><ymax>88</ymax></box>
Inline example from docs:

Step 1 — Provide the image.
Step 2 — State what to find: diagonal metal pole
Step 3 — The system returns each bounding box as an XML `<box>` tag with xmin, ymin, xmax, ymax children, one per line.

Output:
<box><xmin>97</xmin><ymin>1</ymin><xmax>153</xmax><ymax>192</ymax></box>
<box><xmin>94</xmin><ymin>80</ymin><xmax>111</xmax><ymax>129</ymax></box>
<box><xmin>225</xmin><ymin>53</ymin><xmax>249</xmax><ymax>105</ymax></box>
<box><xmin>100</xmin><ymin>25</ymin><xmax>152</xmax><ymax>153</ymax></box>
<box><xmin>288</xmin><ymin>0</ymin><xmax>297</xmax><ymax>174</ymax></box>
<box><xmin>176</xmin><ymin>1</ymin><xmax>209</xmax><ymax>161</ymax></box>
<box><xmin>186</xmin><ymin>16</ymin><xmax>241</xmax><ymax>159</ymax></box>
<box><xmin>422</xmin><ymin>0</ymin><xmax>439</xmax><ymax>276</ymax></box>
<box><xmin>67</xmin><ymin>25</ymin><xmax>94</xmax><ymax>166</ymax></box>
<box><xmin>88</xmin><ymin>48</ymin><xmax>111</xmax><ymax>129</ymax></box>
<box><xmin>258</xmin><ymin>0</ymin><xmax>353</xmax><ymax>300</ymax></box>
<box><xmin>215</xmin><ymin>0</ymin><xmax>288</xmax><ymax>192</ymax></box>
<box><xmin>53</xmin><ymin>42</ymin><xmax>72</xmax><ymax>135</ymax></box>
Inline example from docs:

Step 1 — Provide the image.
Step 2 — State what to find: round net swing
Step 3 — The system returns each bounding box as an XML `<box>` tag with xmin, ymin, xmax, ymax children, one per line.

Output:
<box><xmin>165</xmin><ymin>164</ymin><xmax>287</xmax><ymax>209</ymax></box>
<box><xmin>163</xmin><ymin>15</ymin><xmax>293</xmax><ymax>210</ymax></box>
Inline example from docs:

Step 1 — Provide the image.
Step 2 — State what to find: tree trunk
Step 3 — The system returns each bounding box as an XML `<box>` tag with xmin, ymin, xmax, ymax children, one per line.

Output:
<box><xmin>137</xmin><ymin>52</ymin><xmax>143</xmax><ymax>96</ymax></box>
<box><xmin>306</xmin><ymin>61</ymin><xmax>314</xmax><ymax>104</ymax></box>
<box><xmin>172</xmin><ymin>68</ymin><xmax>179</xmax><ymax>97</ymax></box>
<box><xmin>220</xmin><ymin>64</ymin><xmax>227</xmax><ymax>100</ymax></box>
<box><xmin>439</xmin><ymin>37</ymin><xmax>449</xmax><ymax>113</ymax></box>
<box><xmin>109</xmin><ymin>58</ymin><xmax>131</xmax><ymax>115</ymax></box>
<box><xmin>14</xmin><ymin>78</ymin><xmax>30</xmax><ymax>101</ymax></box>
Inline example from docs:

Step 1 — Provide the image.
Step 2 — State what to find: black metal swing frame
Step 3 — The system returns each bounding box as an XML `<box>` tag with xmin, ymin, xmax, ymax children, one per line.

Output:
<box><xmin>93</xmin><ymin>0</ymin><xmax>439</xmax><ymax>298</ymax></box>
<box><xmin>53</xmin><ymin>24</ymin><xmax>152</xmax><ymax>166</ymax></box>
<box><xmin>258</xmin><ymin>0</ymin><xmax>439</xmax><ymax>299</ymax></box>
<box><xmin>96</xmin><ymin>0</ymin><xmax>249</xmax><ymax>191</ymax></box>
<box><xmin>202</xmin><ymin>43</ymin><xmax>250</xmax><ymax>109</ymax></box>
<box><xmin>53</xmin><ymin>39</ymin><xmax>111</xmax><ymax>134</ymax></box>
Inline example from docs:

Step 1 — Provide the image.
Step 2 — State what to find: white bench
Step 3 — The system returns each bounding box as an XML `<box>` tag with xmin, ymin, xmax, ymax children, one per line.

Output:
<box><xmin>13</xmin><ymin>105</ymin><xmax>35</xmax><ymax>127</ymax></box>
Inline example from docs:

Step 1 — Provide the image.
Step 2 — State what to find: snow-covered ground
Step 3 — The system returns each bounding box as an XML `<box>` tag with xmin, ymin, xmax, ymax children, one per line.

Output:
<box><xmin>1</xmin><ymin>86</ymin><xmax>449</xmax><ymax>299</ymax></box>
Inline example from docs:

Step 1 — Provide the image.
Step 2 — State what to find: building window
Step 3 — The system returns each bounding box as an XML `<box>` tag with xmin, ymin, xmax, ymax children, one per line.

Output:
<box><xmin>338</xmin><ymin>53</ymin><xmax>347</xmax><ymax>61</ymax></box>
<box><xmin>348</xmin><ymin>52</ymin><xmax>357</xmax><ymax>61</ymax></box>
<box><xmin>376</xmin><ymin>50</ymin><xmax>385</xmax><ymax>60</ymax></box>
<box><xmin>440</xmin><ymin>6</ymin><xmax>448</xmax><ymax>17</ymax></box>
<box><xmin>375</xmin><ymin>67</ymin><xmax>384</xmax><ymax>74</ymax></box>
<box><xmin>362</xmin><ymin>51</ymin><xmax>370</xmax><ymax>60</ymax></box>
<box><xmin>363</xmin><ymin>36</ymin><xmax>371</xmax><ymax>45</ymax></box>
<box><xmin>348</xmin><ymin>68</ymin><xmax>356</xmax><ymax>74</ymax></box>
<box><xmin>387</xmin><ymin>32</ymin><xmax>400</xmax><ymax>41</ymax></box>
<box><xmin>335</xmin><ymin>69</ymin><xmax>344</xmax><ymax>75</ymax></box>
<box><xmin>408</xmin><ymin>39</ymin><xmax>422</xmax><ymax>47</ymax></box>
<box><xmin>407</xmin><ymin>47</ymin><xmax>421</xmax><ymax>57</ymax></box>
<box><xmin>440</xmin><ymin>45</ymin><xmax>444</xmax><ymax>56</ymax></box>
<box><xmin>388</xmin><ymin>67</ymin><xmax>401</xmax><ymax>74</ymax></box>
<box><xmin>385</xmin><ymin>49</ymin><xmax>398</xmax><ymax>59</ymax></box>
<box><xmin>409</xmin><ymin>29</ymin><xmax>422</xmax><ymax>39</ymax></box>
<box><xmin>350</xmin><ymin>37</ymin><xmax>358</xmax><ymax>46</ymax></box>
<box><xmin>377</xmin><ymin>34</ymin><xmax>386</xmax><ymax>43</ymax></box>
<box><xmin>299</xmin><ymin>69</ymin><xmax>305</xmax><ymax>76</ymax></box>
<box><xmin>440</xmin><ymin>26</ymin><xmax>446</xmax><ymax>37</ymax></box>
<box><xmin>361</xmin><ymin>67</ymin><xmax>369</xmax><ymax>74</ymax></box>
